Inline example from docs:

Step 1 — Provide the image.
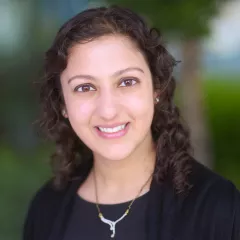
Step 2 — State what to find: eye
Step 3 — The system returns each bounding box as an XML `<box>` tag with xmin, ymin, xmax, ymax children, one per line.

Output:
<box><xmin>119</xmin><ymin>78</ymin><xmax>138</xmax><ymax>87</ymax></box>
<box><xmin>74</xmin><ymin>84</ymin><xmax>96</xmax><ymax>92</ymax></box>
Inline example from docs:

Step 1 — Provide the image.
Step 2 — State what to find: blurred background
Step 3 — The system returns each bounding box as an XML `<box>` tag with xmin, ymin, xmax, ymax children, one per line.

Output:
<box><xmin>0</xmin><ymin>0</ymin><xmax>239</xmax><ymax>239</ymax></box>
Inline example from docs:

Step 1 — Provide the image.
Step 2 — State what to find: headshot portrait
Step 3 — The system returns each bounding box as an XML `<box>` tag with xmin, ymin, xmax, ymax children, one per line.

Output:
<box><xmin>22</xmin><ymin>4</ymin><xmax>240</xmax><ymax>240</ymax></box>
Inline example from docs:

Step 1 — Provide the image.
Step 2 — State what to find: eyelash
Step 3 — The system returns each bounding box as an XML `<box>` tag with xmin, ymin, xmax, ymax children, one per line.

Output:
<box><xmin>74</xmin><ymin>84</ymin><xmax>95</xmax><ymax>92</ymax></box>
<box><xmin>119</xmin><ymin>78</ymin><xmax>138</xmax><ymax>87</ymax></box>
<box><xmin>74</xmin><ymin>78</ymin><xmax>139</xmax><ymax>92</ymax></box>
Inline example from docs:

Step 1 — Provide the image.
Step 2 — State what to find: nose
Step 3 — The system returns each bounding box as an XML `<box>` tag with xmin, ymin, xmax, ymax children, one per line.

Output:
<box><xmin>95</xmin><ymin>89</ymin><xmax>118</xmax><ymax>121</ymax></box>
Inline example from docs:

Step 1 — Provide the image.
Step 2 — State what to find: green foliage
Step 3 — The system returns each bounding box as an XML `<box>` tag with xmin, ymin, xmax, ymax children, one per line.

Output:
<box><xmin>105</xmin><ymin>0</ymin><xmax>226</xmax><ymax>38</ymax></box>
<box><xmin>0</xmin><ymin>145</ymin><xmax>51</xmax><ymax>240</ymax></box>
<box><xmin>203</xmin><ymin>78</ymin><xmax>240</xmax><ymax>187</ymax></box>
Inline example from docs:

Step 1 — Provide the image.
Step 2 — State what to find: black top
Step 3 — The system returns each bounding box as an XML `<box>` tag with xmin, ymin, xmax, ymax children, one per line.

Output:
<box><xmin>63</xmin><ymin>192</ymin><xmax>149</xmax><ymax>240</ymax></box>
<box><xmin>23</xmin><ymin>160</ymin><xmax>240</xmax><ymax>240</ymax></box>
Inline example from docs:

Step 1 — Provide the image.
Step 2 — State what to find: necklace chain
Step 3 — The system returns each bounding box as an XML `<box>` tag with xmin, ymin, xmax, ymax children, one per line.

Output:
<box><xmin>93</xmin><ymin>167</ymin><xmax>153</xmax><ymax>238</ymax></box>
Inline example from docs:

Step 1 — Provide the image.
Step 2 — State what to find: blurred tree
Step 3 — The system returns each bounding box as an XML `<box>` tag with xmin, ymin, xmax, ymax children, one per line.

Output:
<box><xmin>104</xmin><ymin>0</ymin><xmax>227</xmax><ymax>168</ymax></box>
<box><xmin>0</xmin><ymin>0</ymin><xmax>50</xmax><ymax>150</ymax></box>
<box><xmin>0</xmin><ymin>0</ymin><xmax>89</xmax><ymax>152</ymax></box>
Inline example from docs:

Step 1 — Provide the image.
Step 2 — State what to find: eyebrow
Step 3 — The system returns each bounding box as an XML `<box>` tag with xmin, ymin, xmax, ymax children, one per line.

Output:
<box><xmin>67</xmin><ymin>67</ymin><xmax>145</xmax><ymax>84</ymax></box>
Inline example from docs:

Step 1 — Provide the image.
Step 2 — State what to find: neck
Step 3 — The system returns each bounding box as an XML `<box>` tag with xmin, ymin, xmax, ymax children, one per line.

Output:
<box><xmin>91</xmin><ymin>135</ymin><xmax>156</xmax><ymax>194</ymax></box>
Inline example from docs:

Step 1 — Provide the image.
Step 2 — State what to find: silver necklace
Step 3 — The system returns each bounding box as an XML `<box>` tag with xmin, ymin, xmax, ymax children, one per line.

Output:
<box><xmin>93</xmin><ymin>169</ymin><xmax>152</xmax><ymax>238</ymax></box>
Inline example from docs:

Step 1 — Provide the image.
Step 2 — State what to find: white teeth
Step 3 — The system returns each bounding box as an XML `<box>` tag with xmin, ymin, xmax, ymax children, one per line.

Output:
<box><xmin>98</xmin><ymin>124</ymin><xmax>127</xmax><ymax>133</ymax></box>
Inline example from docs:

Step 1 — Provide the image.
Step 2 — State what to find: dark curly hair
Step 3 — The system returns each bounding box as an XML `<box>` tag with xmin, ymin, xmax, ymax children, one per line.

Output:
<box><xmin>39</xmin><ymin>5</ymin><xmax>193</xmax><ymax>193</ymax></box>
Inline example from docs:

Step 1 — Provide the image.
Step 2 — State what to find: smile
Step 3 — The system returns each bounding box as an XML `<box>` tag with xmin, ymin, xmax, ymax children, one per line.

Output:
<box><xmin>98</xmin><ymin>123</ymin><xmax>127</xmax><ymax>133</ymax></box>
<box><xmin>95</xmin><ymin>122</ymin><xmax>130</xmax><ymax>139</ymax></box>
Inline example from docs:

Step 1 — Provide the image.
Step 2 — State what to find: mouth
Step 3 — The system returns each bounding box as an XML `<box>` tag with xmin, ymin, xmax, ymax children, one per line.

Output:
<box><xmin>95</xmin><ymin>122</ymin><xmax>130</xmax><ymax>139</ymax></box>
<box><xmin>96</xmin><ymin>122</ymin><xmax>129</xmax><ymax>133</ymax></box>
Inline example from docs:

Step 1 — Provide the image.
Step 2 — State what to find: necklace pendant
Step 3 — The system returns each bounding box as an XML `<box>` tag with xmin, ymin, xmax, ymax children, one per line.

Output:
<box><xmin>99</xmin><ymin>212</ymin><xmax>128</xmax><ymax>238</ymax></box>
<box><xmin>110</xmin><ymin>224</ymin><xmax>116</xmax><ymax>238</ymax></box>
<box><xmin>99</xmin><ymin>215</ymin><xmax>117</xmax><ymax>238</ymax></box>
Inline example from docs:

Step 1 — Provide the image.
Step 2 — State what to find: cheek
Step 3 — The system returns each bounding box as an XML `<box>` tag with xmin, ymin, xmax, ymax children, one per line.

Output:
<box><xmin>123</xmin><ymin>93</ymin><xmax>154</xmax><ymax>125</ymax></box>
<box><xmin>66</xmin><ymin>99</ymin><xmax>94</xmax><ymax>125</ymax></box>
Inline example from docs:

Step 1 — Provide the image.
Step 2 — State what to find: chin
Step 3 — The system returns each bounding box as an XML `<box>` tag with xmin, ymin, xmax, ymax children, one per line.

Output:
<box><xmin>93</xmin><ymin>143</ymin><xmax>136</xmax><ymax>161</ymax></box>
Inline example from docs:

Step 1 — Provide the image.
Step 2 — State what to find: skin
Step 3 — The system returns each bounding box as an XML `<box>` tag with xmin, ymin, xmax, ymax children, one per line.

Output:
<box><xmin>60</xmin><ymin>35</ymin><xmax>158</xmax><ymax>204</ymax></box>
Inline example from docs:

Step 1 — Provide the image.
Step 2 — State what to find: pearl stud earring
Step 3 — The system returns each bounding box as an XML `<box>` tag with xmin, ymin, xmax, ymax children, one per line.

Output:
<box><xmin>62</xmin><ymin>109</ymin><xmax>67</xmax><ymax>117</ymax></box>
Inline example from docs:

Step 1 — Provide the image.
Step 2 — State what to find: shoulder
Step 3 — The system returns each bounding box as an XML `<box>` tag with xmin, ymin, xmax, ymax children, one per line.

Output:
<box><xmin>188</xmin><ymin>159</ymin><xmax>240</xmax><ymax>201</ymax></box>
<box><xmin>23</xmin><ymin>165</ymin><xmax>91</xmax><ymax>240</ymax></box>
<box><xmin>23</xmin><ymin>177</ymin><xmax>80</xmax><ymax>240</ymax></box>
<box><xmin>25</xmin><ymin>168</ymin><xmax>88</xmax><ymax>218</ymax></box>
<box><xmin>23</xmin><ymin>179</ymin><xmax>67</xmax><ymax>240</ymax></box>
<box><xmin>29</xmin><ymin>179</ymin><xmax>69</xmax><ymax>209</ymax></box>
<box><xmin>181</xmin><ymin>160</ymin><xmax>240</xmax><ymax>238</ymax></box>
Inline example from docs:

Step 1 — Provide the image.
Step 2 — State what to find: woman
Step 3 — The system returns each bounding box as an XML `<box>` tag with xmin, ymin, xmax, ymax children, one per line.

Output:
<box><xmin>23</xmin><ymin>5</ymin><xmax>240</xmax><ymax>240</ymax></box>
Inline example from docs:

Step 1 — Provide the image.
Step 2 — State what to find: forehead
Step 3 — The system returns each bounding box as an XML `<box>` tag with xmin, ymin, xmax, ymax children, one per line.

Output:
<box><xmin>63</xmin><ymin>35</ymin><xmax>149</xmax><ymax>77</ymax></box>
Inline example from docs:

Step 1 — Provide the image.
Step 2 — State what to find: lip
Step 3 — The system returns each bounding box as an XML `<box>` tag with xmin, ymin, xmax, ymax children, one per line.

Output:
<box><xmin>95</xmin><ymin>122</ymin><xmax>130</xmax><ymax>139</ymax></box>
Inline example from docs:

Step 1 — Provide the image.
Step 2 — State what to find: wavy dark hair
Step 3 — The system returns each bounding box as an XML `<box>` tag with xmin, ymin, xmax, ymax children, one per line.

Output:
<box><xmin>39</xmin><ymin>5</ymin><xmax>193</xmax><ymax>193</ymax></box>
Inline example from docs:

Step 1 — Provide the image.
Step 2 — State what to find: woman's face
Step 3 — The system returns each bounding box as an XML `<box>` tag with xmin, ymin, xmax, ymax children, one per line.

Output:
<box><xmin>60</xmin><ymin>35</ymin><xmax>157</xmax><ymax>161</ymax></box>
